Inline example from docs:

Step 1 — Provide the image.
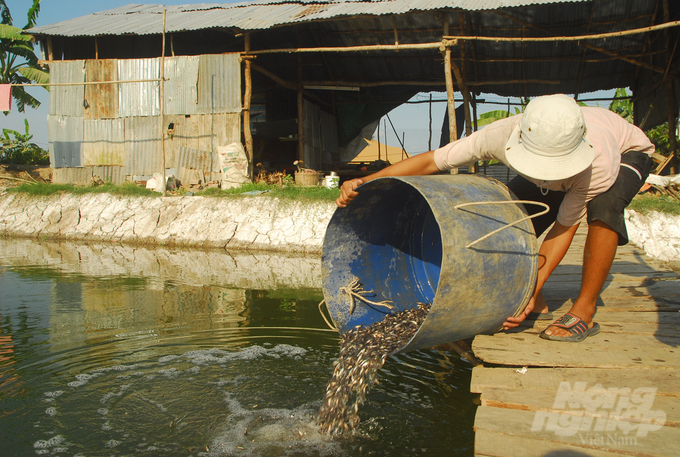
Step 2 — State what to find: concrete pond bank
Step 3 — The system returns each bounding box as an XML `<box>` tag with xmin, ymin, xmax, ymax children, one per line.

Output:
<box><xmin>0</xmin><ymin>190</ymin><xmax>678</xmax><ymax>261</ymax></box>
<box><xmin>0</xmin><ymin>192</ymin><xmax>335</xmax><ymax>254</ymax></box>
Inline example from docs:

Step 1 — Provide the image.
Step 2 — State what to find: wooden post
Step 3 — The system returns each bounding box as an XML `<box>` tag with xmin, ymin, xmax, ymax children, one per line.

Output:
<box><xmin>46</xmin><ymin>37</ymin><xmax>53</xmax><ymax>61</ymax></box>
<box><xmin>443</xmin><ymin>17</ymin><xmax>458</xmax><ymax>174</ymax></box>
<box><xmin>160</xmin><ymin>10</ymin><xmax>167</xmax><ymax>196</ymax></box>
<box><xmin>428</xmin><ymin>93</ymin><xmax>433</xmax><ymax>151</ymax></box>
<box><xmin>297</xmin><ymin>53</ymin><xmax>304</xmax><ymax>163</ymax></box>
<box><xmin>95</xmin><ymin>37</ymin><xmax>98</xmax><ymax>59</ymax></box>
<box><xmin>668</xmin><ymin>79</ymin><xmax>677</xmax><ymax>174</ymax></box>
<box><xmin>243</xmin><ymin>33</ymin><xmax>254</xmax><ymax>180</ymax></box>
<box><xmin>450</xmin><ymin>61</ymin><xmax>475</xmax><ymax>172</ymax></box>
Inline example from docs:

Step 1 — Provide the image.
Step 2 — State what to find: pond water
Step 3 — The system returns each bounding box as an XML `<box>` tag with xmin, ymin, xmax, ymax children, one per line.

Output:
<box><xmin>0</xmin><ymin>238</ymin><xmax>476</xmax><ymax>457</ymax></box>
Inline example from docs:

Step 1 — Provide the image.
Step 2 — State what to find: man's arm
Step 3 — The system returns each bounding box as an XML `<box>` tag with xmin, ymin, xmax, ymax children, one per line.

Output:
<box><xmin>503</xmin><ymin>221</ymin><xmax>580</xmax><ymax>329</ymax></box>
<box><xmin>336</xmin><ymin>150</ymin><xmax>441</xmax><ymax>207</ymax></box>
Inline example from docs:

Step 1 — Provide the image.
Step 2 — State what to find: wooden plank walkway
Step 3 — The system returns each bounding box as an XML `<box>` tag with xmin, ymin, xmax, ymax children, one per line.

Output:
<box><xmin>470</xmin><ymin>226</ymin><xmax>680</xmax><ymax>457</ymax></box>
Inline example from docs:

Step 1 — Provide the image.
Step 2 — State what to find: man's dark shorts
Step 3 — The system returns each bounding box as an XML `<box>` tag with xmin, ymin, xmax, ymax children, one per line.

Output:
<box><xmin>507</xmin><ymin>151</ymin><xmax>653</xmax><ymax>246</ymax></box>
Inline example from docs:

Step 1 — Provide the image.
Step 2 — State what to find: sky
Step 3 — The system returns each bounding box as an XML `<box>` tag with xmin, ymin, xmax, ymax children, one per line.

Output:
<box><xmin>2</xmin><ymin>0</ymin><xmax>617</xmax><ymax>154</ymax></box>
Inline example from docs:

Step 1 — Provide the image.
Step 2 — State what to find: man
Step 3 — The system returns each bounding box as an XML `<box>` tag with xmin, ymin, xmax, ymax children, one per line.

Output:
<box><xmin>336</xmin><ymin>94</ymin><xmax>654</xmax><ymax>342</ymax></box>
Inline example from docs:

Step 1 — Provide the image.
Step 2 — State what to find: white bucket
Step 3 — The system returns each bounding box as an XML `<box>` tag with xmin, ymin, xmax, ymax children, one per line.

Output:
<box><xmin>324</xmin><ymin>173</ymin><xmax>339</xmax><ymax>189</ymax></box>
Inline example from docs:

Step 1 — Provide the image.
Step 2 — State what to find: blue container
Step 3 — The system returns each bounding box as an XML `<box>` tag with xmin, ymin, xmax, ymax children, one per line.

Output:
<box><xmin>321</xmin><ymin>174</ymin><xmax>539</xmax><ymax>352</ymax></box>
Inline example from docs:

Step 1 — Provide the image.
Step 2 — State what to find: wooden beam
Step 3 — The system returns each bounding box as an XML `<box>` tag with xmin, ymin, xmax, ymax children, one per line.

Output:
<box><xmin>243</xmin><ymin>32</ymin><xmax>254</xmax><ymax>180</ymax></box>
<box><xmin>250</xmin><ymin>63</ymin><xmax>332</xmax><ymax>109</ymax></box>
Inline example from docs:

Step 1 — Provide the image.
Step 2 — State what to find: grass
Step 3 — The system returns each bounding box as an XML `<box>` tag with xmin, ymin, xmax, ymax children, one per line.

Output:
<box><xmin>5</xmin><ymin>181</ymin><xmax>341</xmax><ymax>202</ymax></box>
<box><xmin>629</xmin><ymin>193</ymin><xmax>680</xmax><ymax>216</ymax></box>
<box><xmin>196</xmin><ymin>182</ymin><xmax>340</xmax><ymax>202</ymax></box>
<box><xmin>6</xmin><ymin>182</ymin><xmax>161</xmax><ymax>198</ymax></box>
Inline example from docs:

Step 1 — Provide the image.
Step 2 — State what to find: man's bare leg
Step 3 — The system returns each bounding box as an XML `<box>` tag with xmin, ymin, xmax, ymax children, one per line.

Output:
<box><xmin>542</xmin><ymin>220</ymin><xmax>618</xmax><ymax>337</ymax></box>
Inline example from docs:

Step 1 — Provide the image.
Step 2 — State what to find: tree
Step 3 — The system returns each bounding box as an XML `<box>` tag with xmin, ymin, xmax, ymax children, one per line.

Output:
<box><xmin>0</xmin><ymin>0</ymin><xmax>49</xmax><ymax>113</ymax></box>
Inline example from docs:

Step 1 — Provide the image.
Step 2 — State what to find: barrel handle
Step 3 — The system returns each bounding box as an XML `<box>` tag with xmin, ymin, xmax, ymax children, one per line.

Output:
<box><xmin>318</xmin><ymin>299</ymin><xmax>338</xmax><ymax>330</ymax></box>
<box><xmin>454</xmin><ymin>200</ymin><xmax>550</xmax><ymax>249</ymax></box>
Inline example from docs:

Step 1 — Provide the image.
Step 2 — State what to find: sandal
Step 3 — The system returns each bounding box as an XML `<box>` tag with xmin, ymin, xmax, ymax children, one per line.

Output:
<box><xmin>539</xmin><ymin>312</ymin><xmax>600</xmax><ymax>342</ymax></box>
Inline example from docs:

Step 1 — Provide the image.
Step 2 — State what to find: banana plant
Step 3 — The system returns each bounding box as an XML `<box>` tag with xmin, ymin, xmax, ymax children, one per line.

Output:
<box><xmin>0</xmin><ymin>0</ymin><xmax>49</xmax><ymax>113</ymax></box>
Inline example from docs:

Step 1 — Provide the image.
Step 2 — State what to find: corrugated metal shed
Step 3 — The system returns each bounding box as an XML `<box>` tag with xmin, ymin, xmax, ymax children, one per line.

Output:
<box><xmin>48</xmin><ymin>115</ymin><xmax>84</xmax><ymax>168</ymax></box>
<box><xmin>83</xmin><ymin>119</ymin><xmax>125</xmax><ymax>166</ymax></box>
<box><xmin>49</xmin><ymin>61</ymin><xmax>85</xmax><ymax>117</ymax></box>
<box><xmin>29</xmin><ymin>1</ymin><xmax>591</xmax><ymax>36</ymax></box>
<box><xmin>118</xmin><ymin>59</ymin><xmax>161</xmax><ymax>117</ymax></box>
<box><xmin>164</xmin><ymin>56</ymin><xmax>199</xmax><ymax>115</ymax></box>
<box><xmin>197</xmin><ymin>54</ymin><xmax>242</xmax><ymax>114</ymax></box>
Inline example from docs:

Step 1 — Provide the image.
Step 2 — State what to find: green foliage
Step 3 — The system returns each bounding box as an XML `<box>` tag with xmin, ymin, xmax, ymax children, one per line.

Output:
<box><xmin>629</xmin><ymin>193</ymin><xmax>680</xmax><ymax>216</ymax></box>
<box><xmin>0</xmin><ymin>0</ymin><xmax>49</xmax><ymax>113</ymax></box>
<box><xmin>608</xmin><ymin>88</ymin><xmax>634</xmax><ymax>123</ymax></box>
<box><xmin>1</xmin><ymin>118</ymin><xmax>48</xmax><ymax>164</ymax></box>
<box><xmin>607</xmin><ymin>88</ymin><xmax>670</xmax><ymax>157</ymax></box>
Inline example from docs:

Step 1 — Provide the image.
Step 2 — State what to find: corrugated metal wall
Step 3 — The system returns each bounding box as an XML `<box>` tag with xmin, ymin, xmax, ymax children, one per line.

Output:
<box><xmin>49</xmin><ymin>54</ymin><xmax>242</xmax><ymax>184</ymax></box>
<box><xmin>302</xmin><ymin>99</ymin><xmax>339</xmax><ymax>170</ymax></box>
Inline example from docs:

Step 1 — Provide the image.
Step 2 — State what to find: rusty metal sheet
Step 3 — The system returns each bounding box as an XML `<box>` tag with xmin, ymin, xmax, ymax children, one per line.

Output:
<box><xmin>164</xmin><ymin>56</ymin><xmax>199</xmax><ymax>115</ymax></box>
<box><xmin>84</xmin><ymin>59</ymin><xmax>119</xmax><ymax>120</ymax></box>
<box><xmin>83</xmin><ymin>119</ymin><xmax>125</xmax><ymax>166</ymax></box>
<box><xmin>118</xmin><ymin>58</ymin><xmax>160</xmax><ymax>117</ymax></box>
<box><xmin>48</xmin><ymin>115</ymin><xmax>83</xmax><ymax>168</ymax></box>
<box><xmin>49</xmin><ymin>60</ymin><xmax>85</xmax><ymax>117</ymax></box>
<box><xmin>197</xmin><ymin>54</ymin><xmax>241</xmax><ymax>114</ymax></box>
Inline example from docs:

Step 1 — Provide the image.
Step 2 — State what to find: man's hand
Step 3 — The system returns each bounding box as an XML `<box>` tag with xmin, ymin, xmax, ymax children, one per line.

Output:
<box><xmin>502</xmin><ymin>295</ymin><xmax>535</xmax><ymax>330</ymax></box>
<box><xmin>336</xmin><ymin>178</ymin><xmax>363</xmax><ymax>207</ymax></box>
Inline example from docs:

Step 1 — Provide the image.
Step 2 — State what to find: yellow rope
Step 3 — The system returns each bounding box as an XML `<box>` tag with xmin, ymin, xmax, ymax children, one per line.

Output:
<box><xmin>318</xmin><ymin>299</ymin><xmax>337</xmax><ymax>330</ymax></box>
<box><xmin>339</xmin><ymin>277</ymin><xmax>394</xmax><ymax>315</ymax></box>
<box><xmin>454</xmin><ymin>200</ymin><xmax>550</xmax><ymax>249</ymax></box>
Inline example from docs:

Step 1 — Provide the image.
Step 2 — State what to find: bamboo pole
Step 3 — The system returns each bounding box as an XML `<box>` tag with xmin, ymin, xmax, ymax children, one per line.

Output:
<box><xmin>248</xmin><ymin>41</ymin><xmax>445</xmax><ymax>55</ymax></box>
<box><xmin>160</xmin><ymin>10</ymin><xmax>167</xmax><ymax>196</ymax></box>
<box><xmin>46</xmin><ymin>37</ymin><xmax>53</xmax><ymax>61</ymax></box>
<box><xmin>11</xmin><ymin>79</ymin><xmax>164</xmax><ymax>87</ymax></box>
<box><xmin>443</xmin><ymin>19</ymin><xmax>680</xmax><ymax>43</ymax></box>
<box><xmin>243</xmin><ymin>33</ymin><xmax>254</xmax><ymax>180</ymax></box>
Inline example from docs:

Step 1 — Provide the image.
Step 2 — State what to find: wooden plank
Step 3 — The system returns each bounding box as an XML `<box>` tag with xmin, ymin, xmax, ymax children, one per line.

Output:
<box><xmin>542</xmin><ymin>280</ymin><xmax>680</xmax><ymax>301</ymax></box>
<box><xmin>475</xmin><ymin>429</ymin><xmax>639</xmax><ymax>457</ymax></box>
<box><xmin>545</xmin><ymin>271</ymin><xmax>679</xmax><ymax>282</ymax></box>
<box><xmin>474</xmin><ymin>406</ymin><xmax>680</xmax><ymax>457</ymax></box>
<box><xmin>471</xmin><ymin>367</ymin><xmax>680</xmax><ymax>395</ymax></box>
<box><xmin>481</xmin><ymin>387</ymin><xmax>680</xmax><ymax>427</ymax></box>
<box><xmin>517</xmin><ymin>311</ymin><xmax>680</xmax><ymax>337</ymax></box>
<box><xmin>550</xmin><ymin>264</ymin><xmax>677</xmax><ymax>276</ymax></box>
<box><xmin>472</xmin><ymin>333</ymin><xmax>680</xmax><ymax>368</ymax></box>
<box><xmin>540</xmin><ymin>296</ymin><xmax>680</xmax><ymax>313</ymax></box>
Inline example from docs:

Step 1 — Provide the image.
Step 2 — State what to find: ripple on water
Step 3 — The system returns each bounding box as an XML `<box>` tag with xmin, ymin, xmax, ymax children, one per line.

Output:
<box><xmin>32</xmin><ymin>344</ymin><xmax>346</xmax><ymax>456</ymax></box>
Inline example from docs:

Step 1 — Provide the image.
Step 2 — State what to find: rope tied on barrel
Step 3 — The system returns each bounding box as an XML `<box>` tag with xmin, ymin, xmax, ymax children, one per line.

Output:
<box><xmin>454</xmin><ymin>200</ymin><xmax>550</xmax><ymax>249</ymax></box>
<box><xmin>340</xmin><ymin>277</ymin><xmax>395</xmax><ymax>315</ymax></box>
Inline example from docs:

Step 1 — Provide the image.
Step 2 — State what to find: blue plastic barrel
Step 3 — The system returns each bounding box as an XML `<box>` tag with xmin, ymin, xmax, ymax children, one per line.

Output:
<box><xmin>321</xmin><ymin>174</ymin><xmax>539</xmax><ymax>352</ymax></box>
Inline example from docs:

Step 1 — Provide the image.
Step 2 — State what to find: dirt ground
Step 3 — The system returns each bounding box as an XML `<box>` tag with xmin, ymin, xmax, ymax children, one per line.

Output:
<box><xmin>0</xmin><ymin>164</ymin><xmax>52</xmax><ymax>189</ymax></box>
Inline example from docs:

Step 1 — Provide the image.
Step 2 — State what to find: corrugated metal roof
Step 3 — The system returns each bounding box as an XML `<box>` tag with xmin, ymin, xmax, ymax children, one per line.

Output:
<box><xmin>29</xmin><ymin>0</ymin><xmax>590</xmax><ymax>37</ymax></box>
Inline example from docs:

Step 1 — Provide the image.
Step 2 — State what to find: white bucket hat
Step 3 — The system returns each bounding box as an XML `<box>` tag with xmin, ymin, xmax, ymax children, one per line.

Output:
<box><xmin>505</xmin><ymin>94</ymin><xmax>595</xmax><ymax>181</ymax></box>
